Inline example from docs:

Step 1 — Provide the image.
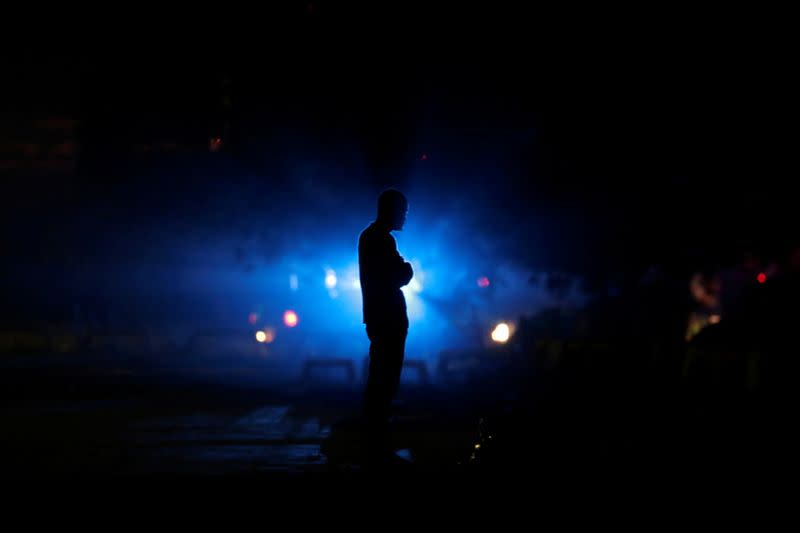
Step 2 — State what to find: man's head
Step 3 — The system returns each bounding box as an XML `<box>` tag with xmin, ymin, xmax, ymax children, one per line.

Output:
<box><xmin>377</xmin><ymin>188</ymin><xmax>408</xmax><ymax>231</ymax></box>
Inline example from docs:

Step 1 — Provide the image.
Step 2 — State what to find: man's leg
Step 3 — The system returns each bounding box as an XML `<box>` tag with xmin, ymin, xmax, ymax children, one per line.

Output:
<box><xmin>363</xmin><ymin>324</ymin><xmax>407</xmax><ymax>461</ymax></box>
<box><xmin>382</xmin><ymin>327</ymin><xmax>407</xmax><ymax>412</ymax></box>
<box><xmin>364</xmin><ymin>327</ymin><xmax>387</xmax><ymax>425</ymax></box>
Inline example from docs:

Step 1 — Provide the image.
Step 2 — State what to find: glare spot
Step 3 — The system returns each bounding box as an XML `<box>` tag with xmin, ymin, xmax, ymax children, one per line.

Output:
<box><xmin>284</xmin><ymin>310</ymin><xmax>299</xmax><ymax>328</ymax></box>
<box><xmin>325</xmin><ymin>269</ymin><xmax>337</xmax><ymax>289</ymax></box>
<box><xmin>491</xmin><ymin>323</ymin><xmax>510</xmax><ymax>343</ymax></box>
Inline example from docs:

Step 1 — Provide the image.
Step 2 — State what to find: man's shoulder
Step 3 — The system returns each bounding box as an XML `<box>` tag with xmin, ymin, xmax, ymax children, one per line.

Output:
<box><xmin>359</xmin><ymin>223</ymin><xmax>391</xmax><ymax>246</ymax></box>
<box><xmin>358</xmin><ymin>224</ymin><xmax>372</xmax><ymax>247</ymax></box>
<box><xmin>359</xmin><ymin>223</ymin><xmax>374</xmax><ymax>239</ymax></box>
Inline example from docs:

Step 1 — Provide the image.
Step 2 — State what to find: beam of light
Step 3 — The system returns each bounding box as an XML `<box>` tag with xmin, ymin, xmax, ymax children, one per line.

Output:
<box><xmin>408</xmin><ymin>277</ymin><xmax>423</xmax><ymax>293</ymax></box>
<box><xmin>477</xmin><ymin>276</ymin><xmax>490</xmax><ymax>288</ymax></box>
<box><xmin>289</xmin><ymin>274</ymin><xmax>299</xmax><ymax>291</ymax></box>
<box><xmin>325</xmin><ymin>269</ymin><xmax>337</xmax><ymax>289</ymax></box>
<box><xmin>283</xmin><ymin>310</ymin><xmax>299</xmax><ymax>328</ymax></box>
<box><xmin>401</xmin><ymin>284</ymin><xmax>424</xmax><ymax>320</ymax></box>
<box><xmin>491</xmin><ymin>322</ymin><xmax>510</xmax><ymax>343</ymax></box>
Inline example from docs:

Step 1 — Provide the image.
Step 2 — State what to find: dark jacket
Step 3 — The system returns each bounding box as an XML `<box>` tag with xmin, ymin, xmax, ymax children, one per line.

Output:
<box><xmin>358</xmin><ymin>221</ymin><xmax>413</xmax><ymax>326</ymax></box>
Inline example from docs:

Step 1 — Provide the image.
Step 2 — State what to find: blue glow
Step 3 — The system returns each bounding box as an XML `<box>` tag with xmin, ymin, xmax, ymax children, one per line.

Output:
<box><xmin>408</xmin><ymin>277</ymin><xmax>423</xmax><ymax>294</ymax></box>
<box><xmin>68</xmin><ymin>186</ymin><xmax>589</xmax><ymax>386</ymax></box>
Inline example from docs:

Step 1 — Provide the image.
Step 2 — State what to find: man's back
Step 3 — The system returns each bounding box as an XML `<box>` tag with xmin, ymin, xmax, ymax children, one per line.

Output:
<box><xmin>358</xmin><ymin>222</ymin><xmax>413</xmax><ymax>327</ymax></box>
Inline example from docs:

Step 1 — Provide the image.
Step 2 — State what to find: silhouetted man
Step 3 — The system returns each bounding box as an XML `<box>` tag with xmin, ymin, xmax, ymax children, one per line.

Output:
<box><xmin>358</xmin><ymin>189</ymin><xmax>413</xmax><ymax>462</ymax></box>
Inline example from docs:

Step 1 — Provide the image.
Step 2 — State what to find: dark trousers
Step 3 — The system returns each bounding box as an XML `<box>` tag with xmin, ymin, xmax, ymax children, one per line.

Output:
<box><xmin>363</xmin><ymin>321</ymin><xmax>407</xmax><ymax>452</ymax></box>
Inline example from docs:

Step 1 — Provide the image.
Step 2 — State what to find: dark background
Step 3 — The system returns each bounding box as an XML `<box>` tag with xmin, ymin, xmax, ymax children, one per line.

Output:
<box><xmin>0</xmin><ymin>3</ymin><xmax>795</xmax><ymax>477</ymax></box>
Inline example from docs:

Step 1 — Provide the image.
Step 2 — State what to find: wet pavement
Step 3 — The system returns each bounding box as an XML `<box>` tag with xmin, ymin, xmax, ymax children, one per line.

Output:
<box><xmin>2</xmin><ymin>350</ymin><xmax>779</xmax><ymax>479</ymax></box>
<box><xmin>119</xmin><ymin>405</ymin><xmax>330</xmax><ymax>476</ymax></box>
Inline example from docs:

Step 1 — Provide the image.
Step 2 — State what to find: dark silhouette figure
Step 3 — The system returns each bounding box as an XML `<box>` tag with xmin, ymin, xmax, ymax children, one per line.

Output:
<box><xmin>358</xmin><ymin>189</ymin><xmax>413</xmax><ymax>463</ymax></box>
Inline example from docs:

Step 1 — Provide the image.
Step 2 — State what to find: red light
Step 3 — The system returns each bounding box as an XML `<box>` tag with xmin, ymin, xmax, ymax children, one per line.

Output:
<box><xmin>248</xmin><ymin>312</ymin><xmax>258</xmax><ymax>325</ymax></box>
<box><xmin>283</xmin><ymin>310</ymin><xmax>299</xmax><ymax>328</ymax></box>
<box><xmin>420</xmin><ymin>153</ymin><xmax>428</xmax><ymax>161</ymax></box>
<box><xmin>477</xmin><ymin>276</ymin><xmax>490</xmax><ymax>288</ymax></box>
<box><xmin>757</xmin><ymin>272</ymin><xmax>767</xmax><ymax>284</ymax></box>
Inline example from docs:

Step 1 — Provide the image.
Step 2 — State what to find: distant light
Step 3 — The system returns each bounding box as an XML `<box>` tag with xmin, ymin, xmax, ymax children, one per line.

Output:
<box><xmin>408</xmin><ymin>277</ymin><xmax>423</xmax><ymax>293</ymax></box>
<box><xmin>325</xmin><ymin>269</ymin><xmax>337</xmax><ymax>289</ymax></box>
<box><xmin>263</xmin><ymin>327</ymin><xmax>276</xmax><ymax>343</ymax></box>
<box><xmin>255</xmin><ymin>331</ymin><xmax>267</xmax><ymax>343</ymax></box>
<box><xmin>709</xmin><ymin>314</ymin><xmax>721</xmax><ymax>325</ymax></box>
<box><xmin>757</xmin><ymin>272</ymin><xmax>767</xmax><ymax>284</ymax></box>
<box><xmin>477</xmin><ymin>276</ymin><xmax>490</xmax><ymax>288</ymax></box>
<box><xmin>491</xmin><ymin>323</ymin><xmax>510</xmax><ymax>343</ymax></box>
<box><xmin>209</xmin><ymin>137</ymin><xmax>223</xmax><ymax>153</ymax></box>
<box><xmin>283</xmin><ymin>310</ymin><xmax>299</xmax><ymax>328</ymax></box>
<box><xmin>248</xmin><ymin>312</ymin><xmax>259</xmax><ymax>325</ymax></box>
<box><xmin>474</xmin><ymin>443</ymin><xmax>481</xmax><ymax>449</ymax></box>
<box><xmin>289</xmin><ymin>274</ymin><xmax>299</xmax><ymax>291</ymax></box>
<box><xmin>420</xmin><ymin>153</ymin><xmax>428</xmax><ymax>161</ymax></box>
